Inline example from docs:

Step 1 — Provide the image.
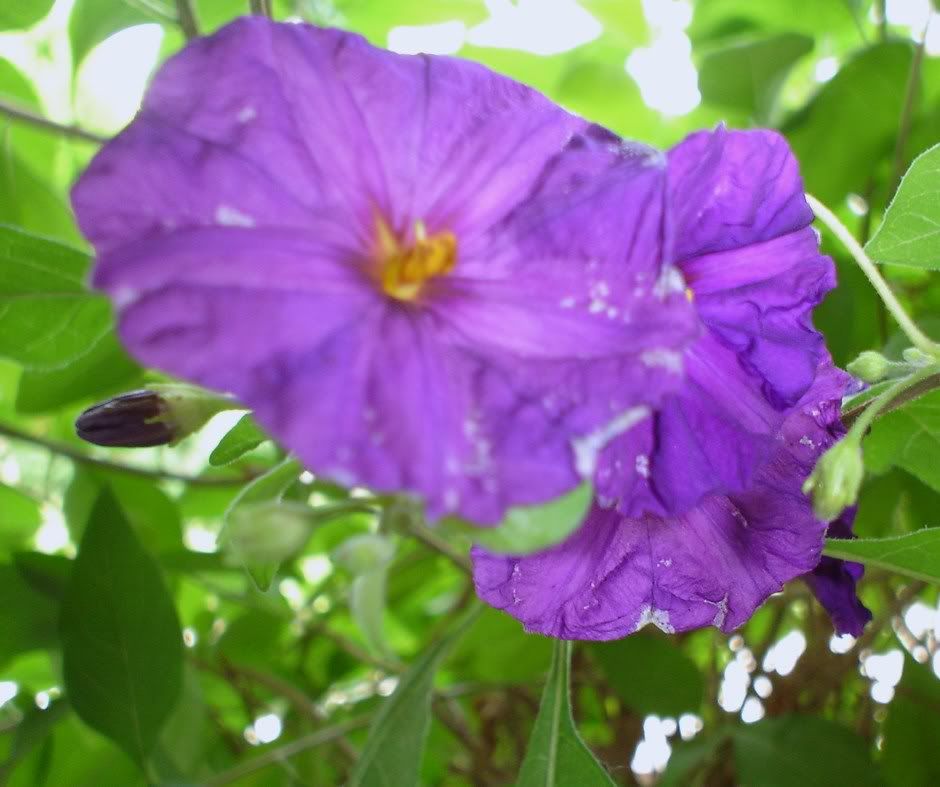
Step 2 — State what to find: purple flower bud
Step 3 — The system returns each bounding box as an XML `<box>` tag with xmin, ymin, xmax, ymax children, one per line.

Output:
<box><xmin>76</xmin><ymin>390</ymin><xmax>175</xmax><ymax>447</ymax></box>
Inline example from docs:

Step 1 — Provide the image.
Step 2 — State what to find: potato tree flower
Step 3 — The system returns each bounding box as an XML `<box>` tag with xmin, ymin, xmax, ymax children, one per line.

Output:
<box><xmin>473</xmin><ymin>129</ymin><xmax>872</xmax><ymax>638</ymax></box>
<box><xmin>71</xmin><ymin>18</ymin><xmax>699</xmax><ymax>525</ymax></box>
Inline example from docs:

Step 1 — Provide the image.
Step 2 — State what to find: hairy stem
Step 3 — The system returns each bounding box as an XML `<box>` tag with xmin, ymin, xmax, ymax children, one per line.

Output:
<box><xmin>806</xmin><ymin>194</ymin><xmax>940</xmax><ymax>358</ymax></box>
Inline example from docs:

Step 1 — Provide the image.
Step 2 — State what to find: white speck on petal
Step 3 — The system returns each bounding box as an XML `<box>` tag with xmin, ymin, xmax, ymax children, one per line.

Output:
<box><xmin>559</xmin><ymin>296</ymin><xmax>576</xmax><ymax>308</ymax></box>
<box><xmin>658</xmin><ymin>558</ymin><xmax>672</xmax><ymax>568</ymax></box>
<box><xmin>113</xmin><ymin>286</ymin><xmax>140</xmax><ymax>309</ymax></box>
<box><xmin>571</xmin><ymin>406</ymin><xmax>650</xmax><ymax>478</ymax></box>
<box><xmin>635</xmin><ymin>454</ymin><xmax>650</xmax><ymax>478</ymax></box>
<box><xmin>641</xmin><ymin>349</ymin><xmax>683</xmax><ymax>374</ymax></box>
<box><xmin>710</xmin><ymin>595</ymin><xmax>730</xmax><ymax>628</ymax></box>
<box><xmin>654</xmin><ymin>266</ymin><xmax>686</xmax><ymax>298</ymax></box>
<box><xmin>237</xmin><ymin>105</ymin><xmax>257</xmax><ymax>123</ymax></box>
<box><xmin>215</xmin><ymin>204</ymin><xmax>256</xmax><ymax>227</ymax></box>
<box><xmin>799</xmin><ymin>435</ymin><xmax>815</xmax><ymax>449</ymax></box>
<box><xmin>635</xmin><ymin>605</ymin><xmax>675</xmax><ymax>634</ymax></box>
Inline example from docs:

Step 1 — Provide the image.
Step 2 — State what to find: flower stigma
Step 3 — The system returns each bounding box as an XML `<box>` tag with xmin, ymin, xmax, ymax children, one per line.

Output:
<box><xmin>376</xmin><ymin>217</ymin><xmax>457</xmax><ymax>301</ymax></box>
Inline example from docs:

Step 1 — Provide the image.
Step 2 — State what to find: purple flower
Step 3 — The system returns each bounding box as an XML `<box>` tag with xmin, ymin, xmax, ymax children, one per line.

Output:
<box><xmin>473</xmin><ymin>128</ymin><xmax>870</xmax><ymax>638</ymax></box>
<box><xmin>71</xmin><ymin>18</ymin><xmax>698</xmax><ymax>525</ymax></box>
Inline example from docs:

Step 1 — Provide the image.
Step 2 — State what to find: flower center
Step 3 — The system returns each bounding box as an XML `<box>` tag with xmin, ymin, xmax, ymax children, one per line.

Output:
<box><xmin>376</xmin><ymin>218</ymin><xmax>457</xmax><ymax>301</ymax></box>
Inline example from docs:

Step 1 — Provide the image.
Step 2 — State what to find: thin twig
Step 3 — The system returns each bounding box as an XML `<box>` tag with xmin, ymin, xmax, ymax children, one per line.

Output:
<box><xmin>174</xmin><ymin>0</ymin><xmax>199</xmax><ymax>39</ymax></box>
<box><xmin>889</xmin><ymin>17</ymin><xmax>930</xmax><ymax>201</ymax></box>
<box><xmin>203</xmin><ymin>715</ymin><xmax>371</xmax><ymax>786</ymax></box>
<box><xmin>0</xmin><ymin>98</ymin><xmax>107</xmax><ymax>144</ymax></box>
<box><xmin>249</xmin><ymin>0</ymin><xmax>273</xmax><ymax>17</ymax></box>
<box><xmin>0</xmin><ymin>422</ymin><xmax>249</xmax><ymax>486</ymax></box>
<box><xmin>842</xmin><ymin>372</ymin><xmax>940</xmax><ymax>427</ymax></box>
<box><xmin>410</xmin><ymin>526</ymin><xmax>472</xmax><ymax>574</ymax></box>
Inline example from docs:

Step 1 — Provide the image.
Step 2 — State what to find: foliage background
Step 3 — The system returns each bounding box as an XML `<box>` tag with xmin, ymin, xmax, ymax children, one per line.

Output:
<box><xmin>1</xmin><ymin>0</ymin><xmax>940</xmax><ymax>784</ymax></box>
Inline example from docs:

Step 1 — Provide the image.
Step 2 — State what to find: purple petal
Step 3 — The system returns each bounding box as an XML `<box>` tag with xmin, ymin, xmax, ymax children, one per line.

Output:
<box><xmin>804</xmin><ymin>510</ymin><xmax>872</xmax><ymax>637</ymax></box>
<box><xmin>73</xmin><ymin>19</ymin><xmax>698</xmax><ymax>524</ymax></box>
<box><xmin>473</xmin><ymin>361</ymin><xmax>853</xmax><ymax>639</ymax></box>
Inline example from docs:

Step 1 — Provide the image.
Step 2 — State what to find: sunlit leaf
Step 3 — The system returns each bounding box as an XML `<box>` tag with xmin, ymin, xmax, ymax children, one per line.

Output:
<box><xmin>208</xmin><ymin>413</ymin><xmax>267</xmax><ymax>466</ymax></box>
<box><xmin>61</xmin><ymin>490</ymin><xmax>183</xmax><ymax>767</ymax></box>
<box><xmin>823</xmin><ymin>529</ymin><xmax>940</xmax><ymax>583</ymax></box>
<box><xmin>348</xmin><ymin>606</ymin><xmax>481</xmax><ymax>787</ymax></box>
<box><xmin>0</xmin><ymin>483</ymin><xmax>41</xmax><ymax>550</ymax></box>
<box><xmin>517</xmin><ymin>640</ymin><xmax>616</xmax><ymax>787</ymax></box>
<box><xmin>441</xmin><ymin>482</ymin><xmax>592</xmax><ymax>555</ymax></box>
<box><xmin>0</xmin><ymin>0</ymin><xmax>55</xmax><ymax>30</ymax></box>
<box><xmin>867</xmin><ymin>143</ymin><xmax>940</xmax><ymax>269</ymax></box>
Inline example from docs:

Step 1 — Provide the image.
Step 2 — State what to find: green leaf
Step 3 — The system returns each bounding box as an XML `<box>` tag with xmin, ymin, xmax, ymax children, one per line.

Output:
<box><xmin>441</xmin><ymin>482</ymin><xmax>592</xmax><ymax>555</ymax></box>
<box><xmin>590</xmin><ymin>634</ymin><xmax>704</xmax><ymax>716</ymax></box>
<box><xmin>785</xmin><ymin>42</ymin><xmax>912</xmax><ymax>203</ymax></box>
<box><xmin>333</xmin><ymin>0</ymin><xmax>486</xmax><ymax>44</ymax></box>
<box><xmin>864</xmin><ymin>390</ymin><xmax>940</xmax><ymax>493</ymax></box>
<box><xmin>69</xmin><ymin>0</ymin><xmax>156</xmax><ymax>68</ymax></box>
<box><xmin>334</xmin><ymin>533</ymin><xmax>397</xmax><ymax>658</ymax></box>
<box><xmin>0</xmin><ymin>564</ymin><xmax>60</xmax><ymax>668</ymax></box>
<box><xmin>13</xmin><ymin>552</ymin><xmax>72</xmax><ymax>600</ymax></box>
<box><xmin>447</xmin><ymin>606</ymin><xmax>552</xmax><ymax>683</ymax></box>
<box><xmin>698</xmin><ymin>33</ymin><xmax>813</xmax><ymax>120</ymax></box>
<box><xmin>348</xmin><ymin>606</ymin><xmax>481</xmax><ymax>787</ymax></box>
<box><xmin>0</xmin><ymin>699</ymin><xmax>70</xmax><ymax>783</ymax></box>
<box><xmin>867</xmin><ymin>143</ymin><xmax>940</xmax><ymax>269</ymax></box>
<box><xmin>221</xmin><ymin>457</ymin><xmax>302</xmax><ymax>590</ymax></box>
<box><xmin>15</xmin><ymin>331</ymin><xmax>141</xmax><ymax>414</ymax></box>
<box><xmin>0</xmin><ymin>483</ymin><xmax>41</xmax><ymax>550</ymax></box>
<box><xmin>0</xmin><ymin>225</ymin><xmax>115</xmax><ymax>369</ymax></box>
<box><xmin>731</xmin><ymin>716</ymin><xmax>880</xmax><ymax>787</ymax></box>
<box><xmin>208</xmin><ymin>413</ymin><xmax>267</xmax><ymax>466</ymax></box>
<box><xmin>0</xmin><ymin>0</ymin><xmax>55</xmax><ymax>30</ymax></box>
<box><xmin>60</xmin><ymin>489</ymin><xmax>183</xmax><ymax>767</ymax></box>
<box><xmin>517</xmin><ymin>640</ymin><xmax>615</xmax><ymax>787</ymax></box>
<box><xmin>823</xmin><ymin>529</ymin><xmax>940</xmax><ymax>583</ymax></box>
<box><xmin>881</xmin><ymin>656</ymin><xmax>940</xmax><ymax>787</ymax></box>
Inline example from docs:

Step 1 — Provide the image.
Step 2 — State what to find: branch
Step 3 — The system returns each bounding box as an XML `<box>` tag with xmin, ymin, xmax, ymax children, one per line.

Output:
<box><xmin>0</xmin><ymin>422</ymin><xmax>249</xmax><ymax>486</ymax></box>
<box><xmin>174</xmin><ymin>0</ymin><xmax>199</xmax><ymax>39</ymax></box>
<box><xmin>410</xmin><ymin>525</ymin><xmax>472</xmax><ymax>574</ymax></box>
<box><xmin>842</xmin><ymin>372</ymin><xmax>940</xmax><ymax>428</ymax></box>
<box><xmin>0</xmin><ymin>98</ymin><xmax>107</xmax><ymax>144</ymax></box>
<box><xmin>248</xmin><ymin>0</ymin><xmax>273</xmax><ymax>17</ymax></box>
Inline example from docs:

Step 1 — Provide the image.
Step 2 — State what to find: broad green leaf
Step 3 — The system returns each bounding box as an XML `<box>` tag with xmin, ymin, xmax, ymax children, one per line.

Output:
<box><xmin>731</xmin><ymin>716</ymin><xmax>880</xmax><ymax>786</ymax></box>
<box><xmin>217</xmin><ymin>610</ymin><xmax>287</xmax><ymax>667</ymax></box>
<box><xmin>590</xmin><ymin>634</ymin><xmax>704</xmax><ymax>716</ymax></box>
<box><xmin>0</xmin><ymin>564</ymin><xmax>60</xmax><ymax>668</ymax></box>
<box><xmin>0</xmin><ymin>483</ymin><xmax>41</xmax><ymax>550</ymax></box>
<box><xmin>349</xmin><ymin>605</ymin><xmax>481</xmax><ymax>787</ymax></box>
<box><xmin>221</xmin><ymin>457</ymin><xmax>302</xmax><ymax>590</ymax></box>
<box><xmin>690</xmin><ymin>0</ymin><xmax>868</xmax><ymax>43</ymax></box>
<box><xmin>15</xmin><ymin>331</ymin><xmax>141</xmax><ymax>413</ymax></box>
<box><xmin>698</xmin><ymin>33</ymin><xmax>813</xmax><ymax>120</ymax></box>
<box><xmin>0</xmin><ymin>0</ymin><xmax>55</xmax><ymax>30</ymax></box>
<box><xmin>517</xmin><ymin>640</ymin><xmax>615</xmax><ymax>787</ymax></box>
<box><xmin>69</xmin><ymin>0</ymin><xmax>156</xmax><ymax>68</ymax></box>
<box><xmin>867</xmin><ymin>143</ymin><xmax>940</xmax><ymax>269</ymax></box>
<box><xmin>60</xmin><ymin>490</ymin><xmax>183</xmax><ymax>767</ymax></box>
<box><xmin>0</xmin><ymin>225</ymin><xmax>114</xmax><ymax>369</ymax></box>
<box><xmin>864</xmin><ymin>390</ymin><xmax>940</xmax><ymax>493</ymax></box>
<box><xmin>658</xmin><ymin>735</ymin><xmax>725</xmax><ymax>787</ymax></box>
<box><xmin>441</xmin><ymin>482</ymin><xmax>592</xmax><ymax>555</ymax></box>
<box><xmin>785</xmin><ymin>42</ymin><xmax>912</xmax><ymax>203</ymax></box>
<box><xmin>823</xmin><ymin>529</ymin><xmax>940</xmax><ymax>583</ymax></box>
<box><xmin>447</xmin><ymin>606</ymin><xmax>552</xmax><ymax>683</ymax></box>
<box><xmin>881</xmin><ymin>657</ymin><xmax>940</xmax><ymax>786</ymax></box>
<box><xmin>208</xmin><ymin>413</ymin><xmax>267</xmax><ymax>466</ymax></box>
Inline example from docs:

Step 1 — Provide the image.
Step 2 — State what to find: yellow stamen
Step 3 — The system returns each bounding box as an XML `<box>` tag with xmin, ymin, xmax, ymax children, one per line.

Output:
<box><xmin>377</xmin><ymin>218</ymin><xmax>457</xmax><ymax>301</ymax></box>
<box><xmin>685</xmin><ymin>287</ymin><xmax>695</xmax><ymax>303</ymax></box>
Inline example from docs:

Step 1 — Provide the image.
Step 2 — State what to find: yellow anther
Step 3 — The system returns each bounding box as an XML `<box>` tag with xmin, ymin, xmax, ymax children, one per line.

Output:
<box><xmin>685</xmin><ymin>287</ymin><xmax>695</xmax><ymax>303</ymax></box>
<box><xmin>376</xmin><ymin>217</ymin><xmax>457</xmax><ymax>301</ymax></box>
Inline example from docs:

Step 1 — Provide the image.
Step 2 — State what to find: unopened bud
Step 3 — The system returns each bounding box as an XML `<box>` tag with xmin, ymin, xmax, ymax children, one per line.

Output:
<box><xmin>76</xmin><ymin>384</ymin><xmax>234</xmax><ymax>448</ymax></box>
<box><xmin>224</xmin><ymin>501</ymin><xmax>313</xmax><ymax>564</ymax></box>
<box><xmin>846</xmin><ymin>351</ymin><xmax>891</xmax><ymax>383</ymax></box>
<box><xmin>802</xmin><ymin>439</ymin><xmax>865</xmax><ymax>522</ymax></box>
<box><xmin>333</xmin><ymin>533</ymin><xmax>395</xmax><ymax>576</ymax></box>
<box><xmin>901</xmin><ymin>347</ymin><xmax>933</xmax><ymax>367</ymax></box>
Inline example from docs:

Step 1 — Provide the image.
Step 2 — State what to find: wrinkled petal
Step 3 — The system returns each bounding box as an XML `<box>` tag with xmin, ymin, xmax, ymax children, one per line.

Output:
<box><xmin>473</xmin><ymin>362</ymin><xmax>854</xmax><ymax>639</ymax></box>
<box><xmin>73</xmin><ymin>19</ymin><xmax>698</xmax><ymax>525</ymax></box>
<box><xmin>804</xmin><ymin>510</ymin><xmax>872</xmax><ymax>637</ymax></box>
<box><xmin>595</xmin><ymin>128</ymin><xmax>835</xmax><ymax>517</ymax></box>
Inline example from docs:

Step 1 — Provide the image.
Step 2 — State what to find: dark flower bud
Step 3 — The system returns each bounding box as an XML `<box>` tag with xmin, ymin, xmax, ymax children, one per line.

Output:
<box><xmin>76</xmin><ymin>385</ymin><xmax>234</xmax><ymax>448</ymax></box>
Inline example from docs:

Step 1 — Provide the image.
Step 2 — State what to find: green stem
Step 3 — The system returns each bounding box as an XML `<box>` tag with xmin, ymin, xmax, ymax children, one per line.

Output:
<box><xmin>806</xmin><ymin>194</ymin><xmax>940</xmax><ymax>358</ymax></box>
<box><xmin>848</xmin><ymin>364</ymin><xmax>940</xmax><ymax>438</ymax></box>
<box><xmin>174</xmin><ymin>0</ymin><xmax>199</xmax><ymax>38</ymax></box>
<box><xmin>890</xmin><ymin>16</ymin><xmax>930</xmax><ymax>200</ymax></box>
<box><xmin>0</xmin><ymin>97</ymin><xmax>106</xmax><ymax>144</ymax></box>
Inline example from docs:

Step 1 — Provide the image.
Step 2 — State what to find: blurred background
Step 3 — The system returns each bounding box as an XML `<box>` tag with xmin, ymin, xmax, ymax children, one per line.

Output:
<box><xmin>1</xmin><ymin>1</ymin><xmax>940</xmax><ymax>785</ymax></box>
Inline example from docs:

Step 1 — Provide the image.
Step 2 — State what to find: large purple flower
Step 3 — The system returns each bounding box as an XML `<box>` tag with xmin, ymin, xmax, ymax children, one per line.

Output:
<box><xmin>71</xmin><ymin>18</ymin><xmax>698</xmax><ymax>524</ymax></box>
<box><xmin>473</xmin><ymin>129</ymin><xmax>871</xmax><ymax>637</ymax></box>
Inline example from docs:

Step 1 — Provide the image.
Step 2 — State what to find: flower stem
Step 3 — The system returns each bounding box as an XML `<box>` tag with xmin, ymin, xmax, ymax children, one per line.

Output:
<box><xmin>847</xmin><ymin>364</ymin><xmax>940</xmax><ymax>439</ymax></box>
<box><xmin>174</xmin><ymin>0</ymin><xmax>199</xmax><ymax>39</ymax></box>
<box><xmin>805</xmin><ymin>193</ymin><xmax>940</xmax><ymax>358</ymax></box>
<box><xmin>0</xmin><ymin>97</ymin><xmax>107</xmax><ymax>144</ymax></box>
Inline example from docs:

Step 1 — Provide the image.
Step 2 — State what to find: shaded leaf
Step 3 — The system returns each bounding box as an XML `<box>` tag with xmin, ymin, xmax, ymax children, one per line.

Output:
<box><xmin>867</xmin><ymin>143</ymin><xmax>940</xmax><ymax>269</ymax></box>
<box><xmin>61</xmin><ymin>489</ymin><xmax>183</xmax><ymax>766</ymax></box>
<box><xmin>590</xmin><ymin>634</ymin><xmax>704</xmax><ymax>716</ymax></box>
<box><xmin>516</xmin><ymin>640</ymin><xmax>616</xmax><ymax>787</ymax></box>
<box><xmin>208</xmin><ymin>413</ymin><xmax>267</xmax><ymax>466</ymax></box>
<box><xmin>864</xmin><ymin>390</ymin><xmax>940</xmax><ymax>493</ymax></box>
<box><xmin>731</xmin><ymin>716</ymin><xmax>880</xmax><ymax>786</ymax></box>
<box><xmin>0</xmin><ymin>483</ymin><xmax>41</xmax><ymax>550</ymax></box>
<box><xmin>0</xmin><ymin>564</ymin><xmax>60</xmax><ymax>668</ymax></box>
<box><xmin>13</xmin><ymin>552</ymin><xmax>72</xmax><ymax>600</ymax></box>
<box><xmin>823</xmin><ymin>529</ymin><xmax>940</xmax><ymax>583</ymax></box>
<box><xmin>881</xmin><ymin>656</ymin><xmax>940</xmax><ymax>786</ymax></box>
<box><xmin>0</xmin><ymin>0</ymin><xmax>55</xmax><ymax>30</ymax></box>
<box><xmin>69</xmin><ymin>0</ymin><xmax>156</xmax><ymax>68</ymax></box>
<box><xmin>348</xmin><ymin>606</ymin><xmax>481</xmax><ymax>787</ymax></box>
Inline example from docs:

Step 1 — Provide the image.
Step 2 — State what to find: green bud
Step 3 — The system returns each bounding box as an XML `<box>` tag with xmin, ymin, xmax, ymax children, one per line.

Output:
<box><xmin>901</xmin><ymin>347</ymin><xmax>934</xmax><ymax>367</ymax></box>
<box><xmin>333</xmin><ymin>533</ymin><xmax>395</xmax><ymax>576</ymax></box>
<box><xmin>846</xmin><ymin>351</ymin><xmax>892</xmax><ymax>383</ymax></box>
<box><xmin>223</xmin><ymin>501</ymin><xmax>313</xmax><ymax>564</ymax></box>
<box><xmin>802</xmin><ymin>439</ymin><xmax>865</xmax><ymax>522</ymax></box>
<box><xmin>76</xmin><ymin>384</ymin><xmax>235</xmax><ymax>447</ymax></box>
